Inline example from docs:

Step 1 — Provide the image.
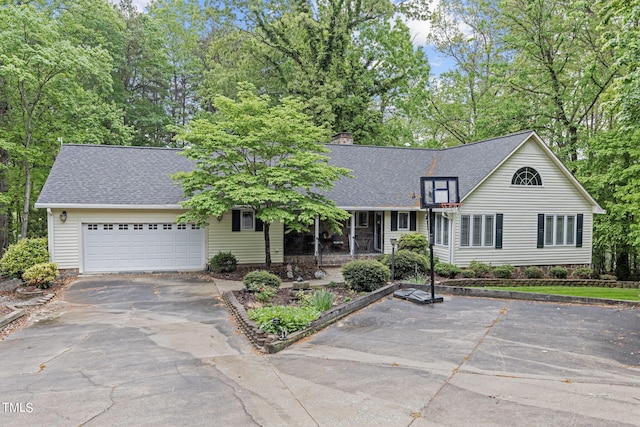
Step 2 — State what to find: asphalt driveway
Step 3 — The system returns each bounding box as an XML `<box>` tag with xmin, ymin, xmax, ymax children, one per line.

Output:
<box><xmin>0</xmin><ymin>275</ymin><xmax>639</xmax><ymax>426</ymax></box>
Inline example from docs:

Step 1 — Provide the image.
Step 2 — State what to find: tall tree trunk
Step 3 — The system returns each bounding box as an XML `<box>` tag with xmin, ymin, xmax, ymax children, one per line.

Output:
<box><xmin>0</xmin><ymin>148</ymin><xmax>9</xmax><ymax>252</ymax></box>
<box><xmin>21</xmin><ymin>158</ymin><xmax>31</xmax><ymax>239</ymax></box>
<box><xmin>263</xmin><ymin>222</ymin><xmax>271</xmax><ymax>270</ymax></box>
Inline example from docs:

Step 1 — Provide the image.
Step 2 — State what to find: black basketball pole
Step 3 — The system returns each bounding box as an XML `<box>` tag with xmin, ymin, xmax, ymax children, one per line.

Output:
<box><xmin>429</xmin><ymin>207</ymin><xmax>436</xmax><ymax>300</ymax></box>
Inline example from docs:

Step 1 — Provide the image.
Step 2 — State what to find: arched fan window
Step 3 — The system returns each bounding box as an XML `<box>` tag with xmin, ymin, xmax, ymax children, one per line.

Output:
<box><xmin>512</xmin><ymin>167</ymin><xmax>542</xmax><ymax>186</ymax></box>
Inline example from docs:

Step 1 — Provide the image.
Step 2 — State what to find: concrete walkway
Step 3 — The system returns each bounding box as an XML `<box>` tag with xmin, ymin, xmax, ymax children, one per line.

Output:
<box><xmin>0</xmin><ymin>274</ymin><xmax>638</xmax><ymax>426</ymax></box>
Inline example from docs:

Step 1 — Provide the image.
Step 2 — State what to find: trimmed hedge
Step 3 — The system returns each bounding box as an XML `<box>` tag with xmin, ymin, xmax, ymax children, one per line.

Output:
<box><xmin>209</xmin><ymin>251</ymin><xmax>237</xmax><ymax>273</ymax></box>
<box><xmin>434</xmin><ymin>262</ymin><xmax>461</xmax><ymax>279</ymax></box>
<box><xmin>398</xmin><ymin>232</ymin><xmax>428</xmax><ymax>254</ymax></box>
<box><xmin>243</xmin><ymin>270</ymin><xmax>281</xmax><ymax>292</ymax></box>
<box><xmin>22</xmin><ymin>262</ymin><xmax>59</xmax><ymax>289</ymax></box>
<box><xmin>342</xmin><ymin>260</ymin><xmax>390</xmax><ymax>292</ymax></box>
<box><xmin>379</xmin><ymin>250</ymin><xmax>429</xmax><ymax>280</ymax></box>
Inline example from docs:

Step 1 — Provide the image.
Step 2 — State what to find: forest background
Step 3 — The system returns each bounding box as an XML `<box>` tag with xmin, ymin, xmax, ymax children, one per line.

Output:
<box><xmin>1</xmin><ymin>0</ymin><xmax>638</xmax><ymax>278</ymax></box>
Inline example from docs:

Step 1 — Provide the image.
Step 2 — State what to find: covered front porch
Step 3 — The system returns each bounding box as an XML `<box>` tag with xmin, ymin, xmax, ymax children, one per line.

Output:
<box><xmin>284</xmin><ymin>211</ymin><xmax>385</xmax><ymax>262</ymax></box>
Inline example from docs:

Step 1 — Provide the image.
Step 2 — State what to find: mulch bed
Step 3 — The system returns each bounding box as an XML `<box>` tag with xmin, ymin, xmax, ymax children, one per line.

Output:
<box><xmin>232</xmin><ymin>284</ymin><xmax>357</xmax><ymax>313</ymax></box>
<box><xmin>209</xmin><ymin>263</ymin><xmax>325</xmax><ymax>283</ymax></box>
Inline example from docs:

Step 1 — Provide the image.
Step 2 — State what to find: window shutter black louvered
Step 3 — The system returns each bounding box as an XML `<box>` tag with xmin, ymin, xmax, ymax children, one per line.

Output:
<box><xmin>537</xmin><ymin>214</ymin><xmax>545</xmax><ymax>248</ymax></box>
<box><xmin>391</xmin><ymin>211</ymin><xmax>398</xmax><ymax>231</ymax></box>
<box><xmin>255</xmin><ymin>217</ymin><xmax>264</xmax><ymax>232</ymax></box>
<box><xmin>576</xmin><ymin>214</ymin><xmax>583</xmax><ymax>248</ymax></box>
<box><xmin>409</xmin><ymin>211</ymin><xmax>417</xmax><ymax>231</ymax></box>
<box><xmin>495</xmin><ymin>214</ymin><xmax>503</xmax><ymax>249</ymax></box>
<box><xmin>231</xmin><ymin>210</ymin><xmax>240</xmax><ymax>232</ymax></box>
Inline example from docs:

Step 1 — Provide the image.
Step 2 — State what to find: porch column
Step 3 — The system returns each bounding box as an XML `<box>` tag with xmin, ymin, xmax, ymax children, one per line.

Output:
<box><xmin>349</xmin><ymin>211</ymin><xmax>356</xmax><ymax>255</ymax></box>
<box><xmin>314</xmin><ymin>216</ymin><xmax>320</xmax><ymax>256</ymax></box>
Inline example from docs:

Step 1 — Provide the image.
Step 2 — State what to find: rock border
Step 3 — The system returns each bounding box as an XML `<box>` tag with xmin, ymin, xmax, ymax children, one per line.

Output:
<box><xmin>223</xmin><ymin>282</ymin><xmax>401</xmax><ymax>353</ymax></box>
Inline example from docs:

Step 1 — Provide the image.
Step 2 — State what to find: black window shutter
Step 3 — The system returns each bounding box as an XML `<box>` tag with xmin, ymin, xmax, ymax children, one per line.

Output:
<box><xmin>576</xmin><ymin>214</ymin><xmax>583</xmax><ymax>247</ymax></box>
<box><xmin>537</xmin><ymin>214</ymin><xmax>545</xmax><ymax>248</ymax></box>
<box><xmin>409</xmin><ymin>211</ymin><xmax>417</xmax><ymax>231</ymax></box>
<box><xmin>231</xmin><ymin>210</ymin><xmax>241</xmax><ymax>232</ymax></box>
<box><xmin>255</xmin><ymin>217</ymin><xmax>264</xmax><ymax>232</ymax></box>
<box><xmin>495</xmin><ymin>214</ymin><xmax>503</xmax><ymax>249</ymax></box>
<box><xmin>391</xmin><ymin>211</ymin><xmax>398</xmax><ymax>231</ymax></box>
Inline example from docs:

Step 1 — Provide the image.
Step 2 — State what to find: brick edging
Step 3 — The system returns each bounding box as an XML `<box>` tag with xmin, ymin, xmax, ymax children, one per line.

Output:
<box><xmin>223</xmin><ymin>283</ymin><xmax>400</xmax><ymax>354</ymax></box>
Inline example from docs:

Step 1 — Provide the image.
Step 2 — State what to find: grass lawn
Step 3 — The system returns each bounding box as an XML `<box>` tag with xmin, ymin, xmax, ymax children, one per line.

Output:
<box><xmin>484</xmin><ymin>286</ymin><xmax>640</xmax><ymax>301</ymax></box>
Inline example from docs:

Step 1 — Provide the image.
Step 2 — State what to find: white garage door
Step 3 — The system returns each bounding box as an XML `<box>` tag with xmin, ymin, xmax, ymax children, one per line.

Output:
<box><xmin>83</xmin><ymin>223</ymin><xmax>205</xmax><ymax>273</ymax></box>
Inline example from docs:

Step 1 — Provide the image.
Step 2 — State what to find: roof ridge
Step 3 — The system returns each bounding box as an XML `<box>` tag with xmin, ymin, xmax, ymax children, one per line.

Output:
<box><xmin>62</xmin><ymin>144</ymin><xmax>182</xmax><ymax>152</ymax></box>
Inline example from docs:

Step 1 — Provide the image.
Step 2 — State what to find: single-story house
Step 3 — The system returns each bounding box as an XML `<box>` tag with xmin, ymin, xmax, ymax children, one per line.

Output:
<box><xmin>35</xmin><ymin>130</ymin><xmax>604</xmax><ymax>274</ymax></box>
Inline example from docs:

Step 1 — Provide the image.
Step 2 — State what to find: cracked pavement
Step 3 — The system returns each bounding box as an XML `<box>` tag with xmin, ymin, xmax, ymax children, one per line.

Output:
<box><xmin>0</xmin><ymin>275</ymin><xmax>639</xmax><ymax>426</ymax></box>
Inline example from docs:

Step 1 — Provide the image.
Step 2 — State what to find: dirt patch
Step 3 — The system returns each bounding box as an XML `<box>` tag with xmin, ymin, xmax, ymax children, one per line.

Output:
<box><xmin>210</xmin><ymin>262</ymin><xmax>324</xmax><ymax>282</ymax></box>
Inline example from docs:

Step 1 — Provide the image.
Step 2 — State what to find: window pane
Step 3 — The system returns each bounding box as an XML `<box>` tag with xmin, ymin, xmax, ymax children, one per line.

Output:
<box><xmin>398</xmin><ymin>212</ymin><xmax>409</xmax><ymax>229</ymax></box>
<box><xmin>545</xmin><ymin>216</ymin><xmax>554</xmax><ymax>245</ymax></box>
<box><xmin>484</xmin><ymin>216</ymin><xmax>494</xmax><ymax>247</ymax></box>
<box><xmin>566</xmin><ymin>216</ymin><xmax>575</xmax><ymax>245</ymax></box>
<box><xmin>461</xmin><ymin>216</ymin><xmax>470</xmax><ymax>246</ymax></box>
<box><xmin>472</xmin><ymin>216</ymin><xmax>482</xmax><ymax>246</ymax></box>
<box><xmin>556</xmin><ymin>216</ymin><xmax>565</xmax><ymax>245</ymax></box>
<box><xmin>242</xmin><ymin>211</ymin><xmax>253</xmax><ymax>229</ymax></box>
<box><xmin>443</xmin><ymin>216</ymin><xmax>449</xmax><ymax>245</ymax></box>
<box><xmin>435</xmin><ymin>214</ymin><xmax>442</xmax><ymax>245</ymax></box>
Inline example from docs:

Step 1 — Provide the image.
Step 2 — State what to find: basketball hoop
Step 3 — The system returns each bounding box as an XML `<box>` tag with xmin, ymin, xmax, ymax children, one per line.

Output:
<box><xmin>439</xmin><ymin>202</ymin><xmax>463</xmax><ymax>215</ymax></box>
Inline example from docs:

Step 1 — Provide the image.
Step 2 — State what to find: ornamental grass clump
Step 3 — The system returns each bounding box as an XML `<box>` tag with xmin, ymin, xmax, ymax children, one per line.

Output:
<box><xmin>308</xmin><ymin>289</ymin><xmax>335</xmax><ymax>311</ymax></box>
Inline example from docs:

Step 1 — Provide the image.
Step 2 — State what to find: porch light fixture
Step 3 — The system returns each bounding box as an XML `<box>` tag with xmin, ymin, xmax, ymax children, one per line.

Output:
<box><xmin>60</xmin><ymin>211</ymin><xmax>67</xmax><ymax>223</ymax></box>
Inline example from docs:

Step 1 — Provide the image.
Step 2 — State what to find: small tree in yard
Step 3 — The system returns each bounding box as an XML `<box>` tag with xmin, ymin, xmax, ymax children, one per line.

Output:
<box><xmin>173</xmin><ymin>83</ymin><xmax>351</xmax><ymax>268</ymax></box>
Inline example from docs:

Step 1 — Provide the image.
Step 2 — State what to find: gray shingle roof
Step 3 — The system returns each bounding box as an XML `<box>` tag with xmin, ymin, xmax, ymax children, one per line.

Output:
<box><xmin>36</xmin><ymin>131</ymin><xmax>533</xmax><ymax>209</ymax></box>
<box><xmin>36</xmin><ymin>145</ymin><xmax>195</xmax><ymax>207</ymax></box>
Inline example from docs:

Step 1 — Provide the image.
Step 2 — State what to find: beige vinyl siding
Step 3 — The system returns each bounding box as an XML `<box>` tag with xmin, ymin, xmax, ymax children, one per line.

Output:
<box><xmin>452</xmin><ymin>138</ymin><xmax>594</xmax><ymax>267</ymax></box>
<box><xmin>432</xmin><ymin>212</ymin><xmax>453</xmax><ymax>264</ymax></box>
<box><xmin>49</xmin><ymin>208</ymin><xmax>194</xmax><ymax>270</ymax></box>
<box><xmin>383</xmin><ymin>211</ymin><xmax>427</xmax><ymax>255</ymax></box>
<box><xmin>206</xmin><ymin>213</ymin><xmax>284</xmax><ymax>264</ymax></box>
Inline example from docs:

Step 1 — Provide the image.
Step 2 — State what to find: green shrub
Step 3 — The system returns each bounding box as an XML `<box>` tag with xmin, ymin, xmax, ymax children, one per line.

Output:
<box><xmin>460</xmin><ymin>269</ymin><xmax>475</xmax><ymax>278</ymax></box>
<box><xmin>398</xmin><ymin>232</ymin><xmax>428</xmax><ymax>254</ymax></box>
<box><xmin>209</xmin><ymin>251</ymin><xmax>238</xmax><ymax>273</ymax></box>
<box><xmin>342</xmin><ymin>260</ymin><xmax>390</xmax><ymax>292</ymax></box>
<box><xmin>524</xmin><ymin>266</ymin><xmax>544</xmax><ymax>279</ymax></box>
<box><xmin>493</xmin><ymin>265</ymin><xmax>515</xmax><ymax>279</ymax></box>
<box><xmin>600</xmin><ymin>274</ymin><xmax>616</xmax><ymax>281</ymax></box>
<box><xmin>307</xmin><ymin>289</ymin><xmax>335</xmax><ymax>311</ymax></box>
<box><xmin>549</xmin><ymin>266</ymin><xmax>568</xmax><ymax>279</ymax></box>
<box><xmin>379</xmin><ymin>250</ymin><xmax>429</xmax><ymax>280</ymax></box>
<box><xmin>243</xmin><ymin>270</ymin><xmax>281</xmax><ymax>292</ymax></box>
<box><xmin>22</xmin><ymin>262</ymin><xmax>58</xmax><ymax>289</ymax></box>
<box><xmin>469</xmin><ymin>260</ymin><xmax>492</xmax><ymax>278</ymax></box>
<box><xmin>572</xmin><ymin>267</ymin><xmax>593</xmax><ymax>279</ymax></box>
<box><xmin>248</xmin><ymin>305</ymin><xmax>320</xmax><ymax>334</ymax></box>
<box><xmin>0</xmin><ymin>238</ymin><xmax>49</xmax><ymax>278</ymax></box>
<box><xmin>434</xmin><ymin>262</ymin><xmax>461</xmax><ymax>279</ymax></box>
<box><xmin>255</xmin><ymin>287</ymin><xmax>277</xmax><ymax>303</ymax></box>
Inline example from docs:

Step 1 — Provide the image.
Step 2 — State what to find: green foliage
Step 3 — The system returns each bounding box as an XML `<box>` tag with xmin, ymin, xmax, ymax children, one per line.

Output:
<box><xmin>600</xmin><ymin>274</ymin><xmax>616</xmax><ymax>281</ymax></box>
<box><xmin>174</xmin><ymin>83</ymin><xmax>351</xmax><ymax>267</ymax></box>
<box><xmin>243</xmin><ymin>270</ymin><xmax>282</xmax><ymax>292</ymax></box>
<box><xmin>22</xmin><ymin>262</ymin><xmax>59</xmax><ymax>289</ymax></box>
<box><xmin>0</xmin><ymin>238</ymin><xmax>49</xmax><ymax>278</ymax></box>
<box><xmin>379</xmin><ymin>250</ymin><xmax>430</xmax><ymax>280</ymax></box>
<box><xmin>493</xmin><ymin>265</ymin><xmax>515</xmax><ymax>279</ymax></box>
<box><xmin>306</xmin><ymin>289</ymin><xmax>336</xmax><ymax>312</ymax></box>
<box><xmin>434</xmin><ymin>263</ymin><xmax>461</xmax><ymax>279</ymax></box>
<box><xmin>524</xmin><ymin>266</ymin><xmax>544</xmax><ymax>279</ymax></box>
<box><xmin>404</xmin><ymin>273</ymin><xmax>428</xmax><ymax>285</ymax></box>
<box><xmin>468</xmin><ymin>261</ymin><xmax>492</xmax><ymax>278</ymax></box>
<box><xmin>572</xmin><ymin>267</ymin><xmax>593</xmax><ymax>279</ymax></box>
<box><xmin>248</xmin><ymin>305</ymin><xmax>320</xmax><ymax>334</ymax></box>
<box><xmin>209</xmin><ymin>251</ymin><xmax>237</xmax><ymax>273</ymax></box>
<box><xmin>255</xmin><ymin>287</ymin><xmax>277</xmax><ymax>303</ymax></box>
<box><xmin>398</xmin><ymin>233</ymin><xmax>428</xmax><ymax>254</ymax></box>
<box><xmin>341</xmin><ymin>260</ymin><xmax>390</xmax><ymax>292</ymax></box>
<box><xmin>549</xmin><ymin>266</ymin><xmax>568</xmax><ymax>279</ymax></box>
<box><xmin>460</xmin><ymin>269</ymin><xmax>475</xmax><ymax>278</ymax></box>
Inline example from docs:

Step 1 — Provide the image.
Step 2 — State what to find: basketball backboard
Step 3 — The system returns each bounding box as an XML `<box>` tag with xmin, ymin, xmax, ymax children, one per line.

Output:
<box><xmin>420</xmin><ymin>177</ymin><xmax>460</xmax><ymax>209</ymax></box>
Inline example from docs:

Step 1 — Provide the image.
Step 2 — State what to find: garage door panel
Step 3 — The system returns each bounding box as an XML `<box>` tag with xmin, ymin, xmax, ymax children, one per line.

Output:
<box><xmin>83</xmin><ymin>222</ymin><xmax>205</xmax><ymax>273</ymax></box>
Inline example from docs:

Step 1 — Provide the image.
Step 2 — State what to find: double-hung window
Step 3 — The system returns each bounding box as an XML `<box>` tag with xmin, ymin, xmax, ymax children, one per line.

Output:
<box><xmin>541</xmin><ymin>214</ymin><xmax>578</xmax><ymax>246</ymax></box>
<box><xmin>461</xmin><ymin>214</ymin><xmax>498</xmax><ymax>247</ymax></box>
<box><xmin>434</xmin><ymin>213</ymin><xmax>449</xmax><ymax>245</ymax></box>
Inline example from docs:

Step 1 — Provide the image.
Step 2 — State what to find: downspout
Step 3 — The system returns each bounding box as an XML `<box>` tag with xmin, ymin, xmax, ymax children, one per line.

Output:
<box><xmin>314</xmin><ymin>216</ymin><xmax>319</xmax><ymax>257</ymax></box>
<box><xmin>46</xmin><ymin>208</ymin><xmax>55</xmax><ymax>263</ymax></box>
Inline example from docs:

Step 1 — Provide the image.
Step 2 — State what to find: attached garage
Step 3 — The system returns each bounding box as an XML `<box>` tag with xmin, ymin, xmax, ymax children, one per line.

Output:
<box><xmin>82</xmin><ymin>222</ymin><xmax>205</xmax><ymax>273</ymax></box>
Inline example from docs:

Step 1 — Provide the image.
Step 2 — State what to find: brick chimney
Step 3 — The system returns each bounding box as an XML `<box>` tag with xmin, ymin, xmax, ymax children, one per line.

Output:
<box><xmin>331</xmin><ymin>132</ymin><xmax>354</xmax><ymax>145</ymax></box>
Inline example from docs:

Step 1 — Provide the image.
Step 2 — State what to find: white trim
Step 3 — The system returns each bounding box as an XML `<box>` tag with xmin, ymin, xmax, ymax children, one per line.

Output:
<box><xmin>35</xmin><ymin>203</ymin><xmax>184</xmax><ymax>210</ymax></box>
<box><xmin>46</xmin><ymin>209</ymin><xmax>55</xmax><ymax>263</ymax></box>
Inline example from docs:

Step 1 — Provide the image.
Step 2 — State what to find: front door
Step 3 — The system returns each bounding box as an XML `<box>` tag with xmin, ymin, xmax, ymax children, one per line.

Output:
<box><xmin>374</xmin><ymin>212</ymin><xmax>383</xmax><ymax>252</ymax></box>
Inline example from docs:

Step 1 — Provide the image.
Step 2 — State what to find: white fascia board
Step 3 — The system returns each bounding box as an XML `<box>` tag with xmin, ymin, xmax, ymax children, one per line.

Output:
<box><xmin>337</xmin><ymin>206</ymin><xmax>424</xmax><ymax>211</ymax></box>
<box><xmin>34</xmin><ymin>203</ymin><xmax>185</xmax><ymax>210</ymax></box>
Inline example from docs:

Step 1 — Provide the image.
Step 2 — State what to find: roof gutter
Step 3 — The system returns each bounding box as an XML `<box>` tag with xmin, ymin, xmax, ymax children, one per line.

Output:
<box><xmin>34</xmin><ymin>203</ymin><xmax>185</xmax><ymax>210</ymax></box>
